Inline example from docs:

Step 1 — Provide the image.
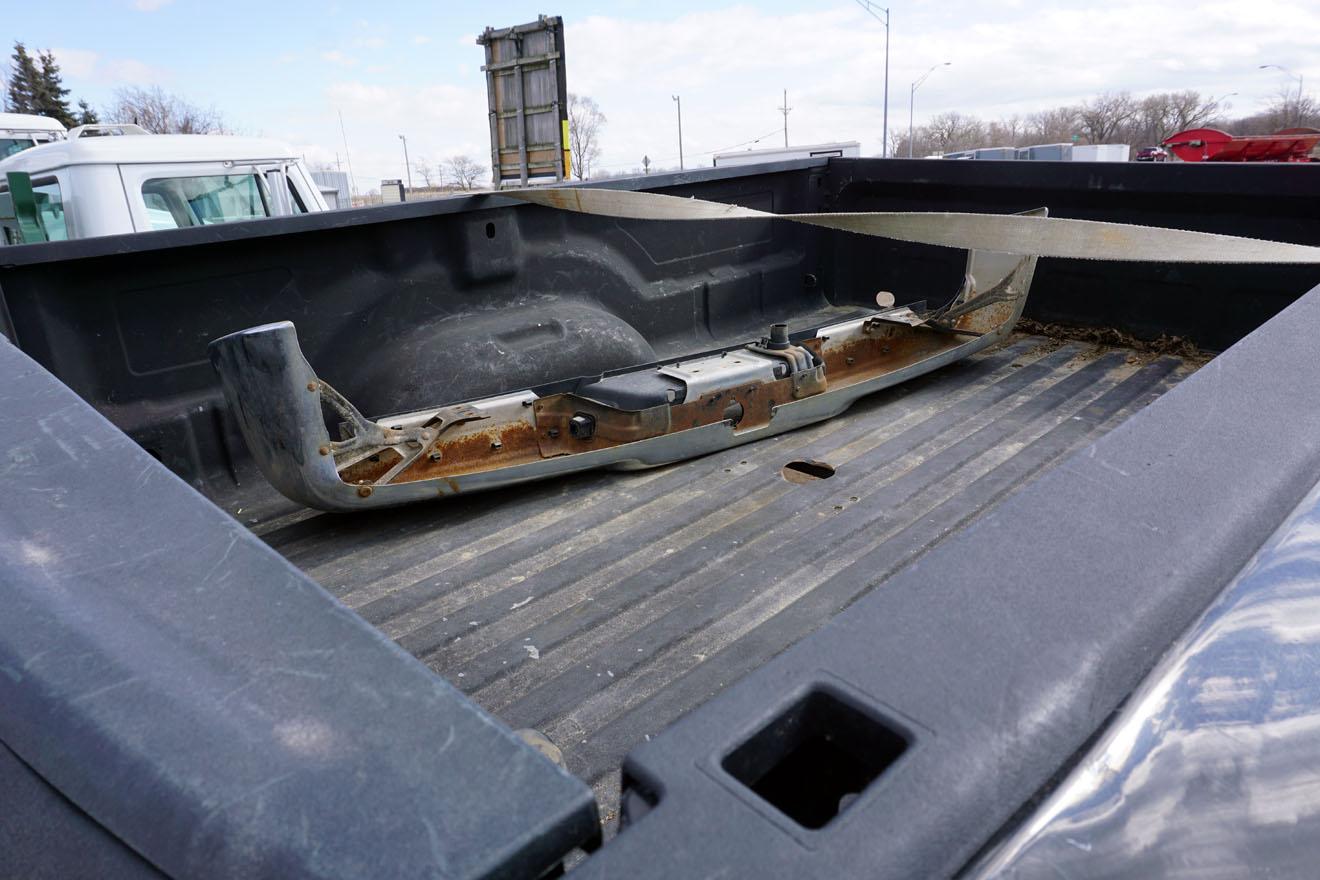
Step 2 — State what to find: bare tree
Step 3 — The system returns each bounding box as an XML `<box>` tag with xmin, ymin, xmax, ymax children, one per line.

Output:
<box><xmin>887</xmin><ymin>129</ymin><xmax>906</xmax><ymax>157</ymax></box>
<box><xmin>986</xmin><ymin>114</ymin><xmax>1024</xmax><ymax>146</ymax></box>
<box><xmin>1187</xmin><ymin>82</ymin><xmax>1320</xmax><ymax>135</ymax></box>
<box><xmin>879</xmin><ymin>84</ymin><xmax>1320</xmax><ymax>159</ymax></box>
<box><xmin>567</xmin><ymin>93</ymin><xmax>606</xmax><ymax>180</ymax></box>
<box><xmin>414</xmin><ymin>156</ymin><xmax>438</xmax><ymax>187</ymax></box>
<box><xmin>1132</xmin><ymin>91</ymin><xmax>1226</xmax><ymax>145</ymax></box>
<box><xmin>1133</xmin><ymin>93</ymin><xmax>1174</xmax><ymax>145</ymax></box>
<box><xmin>925</xmin><ymin>111</ymin><xmax>986</xmax><ymax>153</ymax></box>
<box><xmin>1259</xmin><ymin>86</ymin><xmax>1319</xmax><ymax>130</ymax></box>
<box><xmin>1023</xmin><ymin>106</ymin><xmax>1079</xmax><ymax>144</ymax></box>
<box><xmin>103</xmin><ymin>86</ymin><xmax>226</xmax><ymax>133</ymax></box>
<box><xmin>1167</xmin><ymin>90</ymin><xmax>1224</xmax><ymax>132</ymax></box>
<box><xmin>1077</xmin><ymin>92</ymin><xmax>1137</xmax><ymax>143</ymax></box>
<box><xmin>445</xmin><ymin>154</ymin><xmax>485</xmax><ymax>190</ymax></box>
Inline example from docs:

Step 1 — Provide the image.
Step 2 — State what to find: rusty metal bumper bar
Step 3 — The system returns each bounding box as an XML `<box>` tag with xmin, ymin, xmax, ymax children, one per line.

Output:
<box><xmin>209</xmin><ymin>233</ymin><xmax>1040</xmax><ymax>512</ymax></box>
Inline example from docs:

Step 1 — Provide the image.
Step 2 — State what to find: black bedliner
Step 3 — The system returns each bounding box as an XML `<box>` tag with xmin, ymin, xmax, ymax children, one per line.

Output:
<box><xmin>580</xmin><ymin>282</ymin><xmax>1320</xmax><ymax>879</ymax></box>
<box><xmin>241</xmin><ymin>334</ymin><xmax>1196</xmax><ymax>832</ymax></box>
<box><xmin>3</xmin><ymin>157</ymin><xmax>1319</xmax><ymax>878</ymax></box>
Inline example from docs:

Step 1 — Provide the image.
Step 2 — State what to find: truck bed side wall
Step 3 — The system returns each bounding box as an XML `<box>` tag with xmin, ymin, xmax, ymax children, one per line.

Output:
<box><xmin>0</xmin><ymin>165</ymin><xmax>827</xmax><ymax>490</ymax></box>
<box><xmin>1</xmin><ymin>158</ymin><xmax>1316</xmax><ymax>492</ymax></box>
<box><xmin>822</xmin><ymin>158</ymin><xmax>1320</xmax><ymax>348</ymax></box>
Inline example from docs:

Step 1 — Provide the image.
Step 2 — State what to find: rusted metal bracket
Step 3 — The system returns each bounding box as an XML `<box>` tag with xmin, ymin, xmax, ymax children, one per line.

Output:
<box><xmin>533</xmin><ymin>395</ymin><xmax>671</xmax><ymax>457</ymax></box>
<box><xmin>743</xmin><ymin>344</ymin><xmax>826</xmax><ymax>399</ymax></box>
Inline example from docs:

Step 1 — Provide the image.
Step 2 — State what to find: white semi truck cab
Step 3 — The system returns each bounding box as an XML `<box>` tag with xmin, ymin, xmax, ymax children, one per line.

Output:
<box><xmin>0</xmin><ymin>124</ymin><xmax>327</xmax><ymax>245</ymax></box>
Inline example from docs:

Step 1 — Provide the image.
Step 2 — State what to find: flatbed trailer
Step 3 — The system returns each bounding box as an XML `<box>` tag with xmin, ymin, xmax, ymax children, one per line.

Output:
<box><xmin>4</xmin><ymin>157</ymin><xmax>1320</xmax><ymax>878</ymax></box>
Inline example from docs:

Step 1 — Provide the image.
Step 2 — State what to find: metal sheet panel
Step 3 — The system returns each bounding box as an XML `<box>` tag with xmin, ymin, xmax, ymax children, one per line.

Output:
<box><xmin>970</xmin><ymin>476</ymin><xmax>1320</xmax><ymax>878</ymax></box>
<box><xmin>477</xmin><ymin>15</ymin><xmax>568</xmax><ymax>185</ymax></box>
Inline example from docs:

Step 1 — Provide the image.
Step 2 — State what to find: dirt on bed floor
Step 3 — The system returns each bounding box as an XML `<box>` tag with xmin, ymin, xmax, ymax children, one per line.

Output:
<box><xmin>1015</xmin><ymin>318</ymin><xmax>1213</xmax><ymax>365</ymax></box>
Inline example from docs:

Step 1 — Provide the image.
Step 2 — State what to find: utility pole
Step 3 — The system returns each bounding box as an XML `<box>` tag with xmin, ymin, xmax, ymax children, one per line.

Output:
<box><xmin>909</xmin><ymin>62</ymin><xmax>951</xmax><ymax>158</ymax></box>
<box><xmin>643</xmin><ymin>155</ymin><xmax>651</xmax><ymax>174</ymax></box>
<box><xmin>779</xmin><ymin>89</ymin><xmax>792</xmax><ymax>147</ymax></box>
<box><xmin>672</xmin><ymin>95</ymin><xmax>684</xmax><ymax>170</ymax></box>
<box><xmin>398</xmin><ymin>134</ymin><xmax>412</xmax><ymax>190</ymax></box>
<box><xmin>855</xmin><ymin>1</ymin><xmax>890</xmax><ymax>158</ymax></box>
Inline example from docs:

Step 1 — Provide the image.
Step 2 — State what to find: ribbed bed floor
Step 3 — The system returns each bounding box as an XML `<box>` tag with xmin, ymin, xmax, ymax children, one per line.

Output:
<box><xmin>240</xmin><ymin>334</ymin><xmax>1199</xmax><ymax>828</ymax></box>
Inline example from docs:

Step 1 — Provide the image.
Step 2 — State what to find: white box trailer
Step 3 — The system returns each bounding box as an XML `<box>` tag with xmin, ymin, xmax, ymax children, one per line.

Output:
<box><xmin>713</xmin><ymin>141</ymin><xmax>860</xmax><ymax>168</ymax></box>
<box><xmin>973</xmin><ymin>147</ymin><xmax>1017</xmax><ymax>160</ymax></box>
<box><xmin>1072</xmin><ymin>144</ymin><xmax>1131</xmax><ymax>162</ymax></box>
<box><xmin>1026</xmin><ymin>143</ymin><xmax>1073</xmax><ymax>161</ymax></box>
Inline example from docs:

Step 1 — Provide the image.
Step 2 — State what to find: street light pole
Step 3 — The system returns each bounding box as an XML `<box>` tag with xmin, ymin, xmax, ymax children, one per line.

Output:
<box><xmin>397</xmin><ymin>134</ymin><xmax>412</xmax><ymax>189</ymax></box>
<box><xmin>1259</xmin><ymin>64</ymin><xmax>1305</xmax><ymax>127</ymax></box>
<box><xmin>884</xmin><ymin>9</ymin><xmax>890</xmax><ymax>157</ymax></box>
<box><xmin>854</xmin><ymin>2</ymin><xmax>891</xmax><ymax>158</ymax></box>
<box><xmin>908</xmin><ymin>62</ymin><xmax>951</xmax><ymax>158</ymax></box>
<box><xmin>672</xmin><ymin>95</ymin><xmax>684</xmax><ymax>170</ymax></box>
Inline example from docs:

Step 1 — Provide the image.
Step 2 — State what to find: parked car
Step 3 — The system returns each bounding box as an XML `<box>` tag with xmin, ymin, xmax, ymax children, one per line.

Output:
<box><xmin>1135</xmin><ymin>145</ymin><xmax>1169</xmax><ymax>162</ymax></box>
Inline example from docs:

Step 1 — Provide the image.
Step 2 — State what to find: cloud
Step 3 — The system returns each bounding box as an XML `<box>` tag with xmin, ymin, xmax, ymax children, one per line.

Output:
<box><xmin>51</xmin><ymin>48</ymin><xmax>98</xmax><ymax>78</ymax></box>
<box><xmin>52</xmin><ymin>48</ymin><xmax>168</xmax><ymax>86</ymax></box>
<box><xmin>321</xmin><ymin>50</ymin><xmax>358</xmax><ymax>67</ymax></box>
<box><xmin>260</xmin><ymin>1</ymin><xmax>1320</xmax><ymax>188</ymax></box>
<box><xmin>133</xmin><ymin>0</ymin><xmax>173</xmax><ymax>9</ymax></box>
<box><xmin>557</xmin><ymin>1</ymin><xmax>1320</xmax><ymax>170</ymax></box>
<box><xmin>319</xmin><ymin>80</ymin><xmax>491</xmax><ymax>187</ymax></box>
<box><xmin>102</xmin><ymin>58</ymin><xmax>163</xmax><ymax>83</ymax></box>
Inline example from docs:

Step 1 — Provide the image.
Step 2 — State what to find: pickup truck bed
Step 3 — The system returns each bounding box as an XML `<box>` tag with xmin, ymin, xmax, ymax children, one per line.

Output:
<box><xmin>232</xmin><ymin>332</ymin><xmax>1197</xmax><ymax>825</ymax></box>
<box><xmin>6</xmin><ymin>156</ymin><xmax>1316</xmax><ymax>878</ymax></box>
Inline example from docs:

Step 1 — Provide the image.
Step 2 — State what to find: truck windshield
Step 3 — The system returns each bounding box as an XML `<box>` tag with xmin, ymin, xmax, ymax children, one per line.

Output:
<box><xmin>141</xmin><ymin>174</ymin><xmax>269</xmax><ymax>230</ymax></box>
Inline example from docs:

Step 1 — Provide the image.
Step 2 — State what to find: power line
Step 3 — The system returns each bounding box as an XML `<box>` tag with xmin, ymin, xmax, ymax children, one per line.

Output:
<box><xmin>706</xmin><ymin>126</ymin><xmax>788</xmax><ymax>155</ymax></box>
<box><xmin>593</xmin><ymin>126</ymin><xmax>787</xmax><ymax>171</ymax></box>
<box><xmin>337</xmin><ymin>108</ymin><xmax>357</xmax><ymax>197</ymax></box>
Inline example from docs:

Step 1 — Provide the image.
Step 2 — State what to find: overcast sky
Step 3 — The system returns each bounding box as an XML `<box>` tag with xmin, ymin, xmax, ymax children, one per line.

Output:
<box><xmin>9</xmin><ymin>1</ymin><xmax>1319</xmax><ymax>188</ymax></box>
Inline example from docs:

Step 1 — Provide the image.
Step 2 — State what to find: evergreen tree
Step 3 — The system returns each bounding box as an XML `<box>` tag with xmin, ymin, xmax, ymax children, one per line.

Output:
<box><xmin>5</xmin><ymin>43</ymin><xmax>39</xmax><ymax>113</ymax></box>
<box><xmin>35</xmin><ymin>50</ymin><xmax>75</xmax><ymax>127</ymax></box>
<box><xmin>5</xmin><ymin>42</ymin><xmax>97</xmax><ymax>127</ymax></box>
